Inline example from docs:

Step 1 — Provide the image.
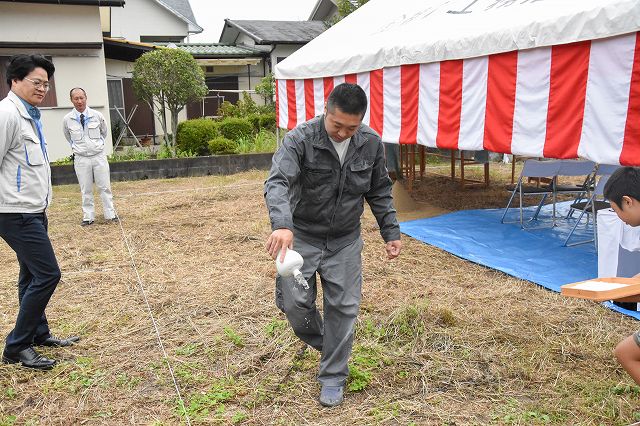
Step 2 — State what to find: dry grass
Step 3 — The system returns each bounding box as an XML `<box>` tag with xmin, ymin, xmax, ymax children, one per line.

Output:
<box><xmin>0</xmin><ymin>162</ymin><xmax>638</xmax><ymax>425</ymax></box>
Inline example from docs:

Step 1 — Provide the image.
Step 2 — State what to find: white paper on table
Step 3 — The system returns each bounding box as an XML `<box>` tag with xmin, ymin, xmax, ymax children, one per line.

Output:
<box><xmin>572</xmin><ymin>281</ymin><xmax>629</xmax><ymax>291</ymax></box>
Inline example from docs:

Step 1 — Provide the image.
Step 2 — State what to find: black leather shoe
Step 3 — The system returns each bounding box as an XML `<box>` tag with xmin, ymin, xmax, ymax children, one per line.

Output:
<box><xmin>2</xmin><ymin>347</ymin><xmax>56</xmax><ymax>370</ymax></box>
<box><xmin>81</xmin><ymin>220</ymin><xmax>94</xmax><ymax>226</ymax></box>
<box><xmin>35</xmin><ymin>335</ymin><xmax>80</xmax><ymax>347</ymax></box>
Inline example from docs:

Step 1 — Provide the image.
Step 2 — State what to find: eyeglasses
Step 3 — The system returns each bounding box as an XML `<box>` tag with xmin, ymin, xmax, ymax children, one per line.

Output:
<box><xmin>23</xmin><ymin>77</ymin><xmax>51</xmax><ymax>92</ymax></box>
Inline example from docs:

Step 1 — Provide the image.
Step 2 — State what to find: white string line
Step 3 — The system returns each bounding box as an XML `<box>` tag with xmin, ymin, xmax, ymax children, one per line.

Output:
<box><xmin>116</xmin><ymin>181</ymin><xmax>262</xmax><ymax>198</ymax></box>
<box><xmin>115</xmin><ymin>216</ymin><xmax>192</xmax><ymax>426</ymax></box>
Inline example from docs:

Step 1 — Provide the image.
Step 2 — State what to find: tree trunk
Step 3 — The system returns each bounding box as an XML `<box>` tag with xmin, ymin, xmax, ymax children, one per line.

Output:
<box><xmin>170</xmin><ymin>110</ymin><xmax>179</xmax><ymax>157</ymax></box>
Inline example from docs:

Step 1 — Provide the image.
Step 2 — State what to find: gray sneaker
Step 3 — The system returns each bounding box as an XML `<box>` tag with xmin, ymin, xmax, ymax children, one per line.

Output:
<box><xmin>319</xmin><ymin>385</ymin><xmax>344</xmax><ymax>407</ymax></box>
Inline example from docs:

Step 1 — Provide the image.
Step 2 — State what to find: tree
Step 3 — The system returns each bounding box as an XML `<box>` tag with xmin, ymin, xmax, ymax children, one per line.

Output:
<box><xmin>334</xmin><ymin>0</ymin><xmax>369</xmax><ymax>23</ymax></box>
<box><xmin>255</xmin><ymin>73</ymin><xmax>275</xmax><ymax>106</ymax></box>
<box><xmin>132</xmin><ymin>48</ymin><xmax>208</xmax><ymax>156</ymax></box>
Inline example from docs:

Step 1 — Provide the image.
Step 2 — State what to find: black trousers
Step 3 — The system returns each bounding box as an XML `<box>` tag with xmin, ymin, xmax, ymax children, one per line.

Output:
<box><xmin>0</xmin><ymin>213</ymin><xmax>60</xmax><ymax>354</ymax></box>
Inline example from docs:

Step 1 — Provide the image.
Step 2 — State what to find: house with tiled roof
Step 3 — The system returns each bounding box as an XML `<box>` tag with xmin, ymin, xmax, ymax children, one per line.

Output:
<box><xmin>0</xmin><ymin>0</ymin><xmax>125</xmax><ymax>161</ymax></box>
<box><xmin>220</xmin><ymin>19</ymin><xmax>328</xmax><ymax>74</ymax></box>
<box><xmin>157</xmin><ymin>42</ymin><xmax>268</xmax><ymax>118</ymax></box>
<box><xmin>103</xmin><ymin>0</ymin><xmax>203</xmax><ymax>141</ymax></box>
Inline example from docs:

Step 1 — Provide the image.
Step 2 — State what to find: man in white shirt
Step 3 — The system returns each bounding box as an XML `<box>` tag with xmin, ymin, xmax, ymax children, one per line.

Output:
<box><xmin>1</xmin><ymin>55</ymin><xmax>79</xmax><ymax>371</ymax></box>
<box><xmin>62</xmin><ymin>88</ymin><xmax>117</xmax><ymax>226</ymax></box>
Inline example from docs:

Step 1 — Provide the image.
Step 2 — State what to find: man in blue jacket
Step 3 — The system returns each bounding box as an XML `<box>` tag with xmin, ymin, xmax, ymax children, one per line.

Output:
<box><xmin>264</xmin><ymin>83</ymin><xmax>402</xmax><ymax>407</ymax></box>
<box><xmin>0</xmin><ymin>55</ymin><xmax>79</xmax><ymax>371</ymax></box>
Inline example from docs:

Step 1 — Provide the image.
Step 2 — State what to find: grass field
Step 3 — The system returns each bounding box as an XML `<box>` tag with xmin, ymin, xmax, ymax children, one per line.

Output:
<box><xmin>0</xmin><ymin>162</ymin><xmax>638</xmax><ymax>425</ymax></box>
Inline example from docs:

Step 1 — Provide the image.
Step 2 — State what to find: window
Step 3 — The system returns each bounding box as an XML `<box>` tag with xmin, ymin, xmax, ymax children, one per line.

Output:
<box><xmin>107</xmin><ymin>79</ymin><xmax>125</xmax><ymax>136</ymax></box>
<box><xmin>0</xmin><ymin>55</ymin><xmax>58</xmax><ymax>107</ymax></box>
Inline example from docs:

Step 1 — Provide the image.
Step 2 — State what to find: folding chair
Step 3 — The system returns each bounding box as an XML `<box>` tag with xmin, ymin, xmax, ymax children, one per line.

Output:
<box><xmin>553</xmin><ymin>160</ymin><xmax>596</xmax><ymax>218</ymax></box>
<box><xmin>501</xmin><ymin>159</ymin><xmax>562</xmax><ymax>228</ymax></box>
<box><xmin>564</xmin><ymin>173</ymin><xmax>614</xmax><ymax>247</ymax></box>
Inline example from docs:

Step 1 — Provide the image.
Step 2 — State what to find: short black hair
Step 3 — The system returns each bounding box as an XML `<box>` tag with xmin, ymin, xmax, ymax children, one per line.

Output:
<box><xmin>70</xmin><ymin>87</ymin><xmax>86</xmax><ymax>98</ymax></box>
<box><xmin>326</xmin><ymin>83</ymin><xmax>368</xmax><ymax>118</ymax></box>
<box><xmin>6</xmin><ymin>55</ymin><xmax>55</xmax><ymax>86</ymax></box>
<box><xmin>603</xmin><ymin>166</ymin><xmax>640</xmax><ymax>208</ymax></box>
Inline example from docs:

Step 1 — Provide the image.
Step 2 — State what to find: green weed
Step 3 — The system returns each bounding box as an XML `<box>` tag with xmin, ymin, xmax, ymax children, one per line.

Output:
<box><xmin>347</xmin><ymin>365</ymin><xmax>372</xmax><ymax>392</ymax></box>
<box><xmin>231</xmin><ymin>411</ymin><xmax>248</xmax><ymax>424</ymax></box>
<box><xmin>224</xmin><ymin>327</ymin><xmax>245</xmax><ymax>347</ymax></box>
<box><xmin>3</xmin><ymin>387</ymin><xmax>16</xmax><ymax>399</ymax></box>
<box><xmin>175</xmin><ymin>342</ymin><xmax>201</xmax><ymax>356</ymax></box>
<box><xmin>264</xmin><ymin>318</ymin><xmax>288</xmax><ymax>337</ymax></box>
<box><xmin>177</xmin><ymin>378</ymin><xmax>235</xmax><ymax>422</ymax></box>
<box><xmin>0</xmin><ymin>415</ymin><xmax>16</xmax><ymax>426</ymax></box>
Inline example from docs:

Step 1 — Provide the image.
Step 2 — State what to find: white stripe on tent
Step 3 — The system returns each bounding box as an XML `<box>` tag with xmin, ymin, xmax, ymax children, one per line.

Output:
<box><xmin>459</xmin><ymin>56</ymin><xmax>488</xmax><ymax>151</ymax></box>
<box><xmin>383</xmin><ymin>66</ymin><xmax>401</xmax><ymax>143</ymax></box>
<box><xmin>277</xmin><ymin>79</ymin><xmax>288</xmax><ymax>129</ymax></box>
<box><xmin>333</xmin><ymin>75</ymin><xmax>345</xmax><ymax>87</ymax></box>
<box><xmin>295</xmin><ymin>79</ymin><xmax>306</xmax><ymax>126</ymax></box>
<box><xmin>313</xmin><ymin>78</ymin><xmax>325</xmax><ymax>117</ymax></box>
<box><xmin>417</xmin><ymin>62</ymin><xmax>440</xmax><ymax>147</ymax></box>
<box><xmin>511</xmin><ymin>47</ymin><xmax>552</xmax><ymax>158</ymax></box>
<box><xmin>357</xmin><ymin>72</ymin><xmax>371</xmax><ymax>127</ymax></box>
<box><xmin>578</xmin><ymin>33</ymin><xmax>637</xmax><ymax>165</ymax></box>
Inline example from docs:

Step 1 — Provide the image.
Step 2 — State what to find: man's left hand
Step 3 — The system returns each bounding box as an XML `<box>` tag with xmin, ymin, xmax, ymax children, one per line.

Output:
<box><xmin>385</xmin><ymin>240</ymin><xmax>402</xmax><ymax>259</ymax></box>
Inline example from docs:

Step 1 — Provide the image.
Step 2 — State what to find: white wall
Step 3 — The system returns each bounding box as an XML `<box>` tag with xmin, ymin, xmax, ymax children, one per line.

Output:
<box><xmin>0</xmin><ymin>3</ymin><xmax>112</xmax><ymax>161</ymax></box>
<box><xmin>106</xmin><ymin>58</ymin><xmax>135</xmax><ymax>79</ymax></box>
<box><xmin>110</xmin><ymin>0</ymin><xmax>188</xmax><ymax>42</ymax></box>
<box><xmin>271</xmin><ymin>44</ymin><xmax>304</xmax><ymax>74</ymax></box>
<box><xmin>46</xmin><ymin>52</ymin><xmax>114</xmax><ymax>160</ymax></box>
<box><xmin>0</xmin><ymin>3</ymin><xmax>102</xmax><ymax>43</ymax></box>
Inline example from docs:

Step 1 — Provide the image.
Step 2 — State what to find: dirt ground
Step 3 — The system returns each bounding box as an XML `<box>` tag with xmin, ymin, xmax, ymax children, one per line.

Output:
<box><xmin>0</xmin><ymin>162</ymin><xmax>638</xmax><ymax>425</ymax></box>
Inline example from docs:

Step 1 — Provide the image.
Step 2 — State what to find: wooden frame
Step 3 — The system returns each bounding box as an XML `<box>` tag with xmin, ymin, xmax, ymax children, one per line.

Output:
<box><xmin>561</xmin><ymin>277</ymin><xmax>640</xmax><ymax>302</ymax></box>
<box><xmin>398</xmin><ymin>145</ymin><xmax>490</xmax><ymax>190</ymax></box>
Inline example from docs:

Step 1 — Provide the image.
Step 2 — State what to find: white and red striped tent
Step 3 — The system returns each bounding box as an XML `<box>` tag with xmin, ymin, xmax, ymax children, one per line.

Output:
<box><xmin>275</xmin><ymin>0</ymin><xmax>640</xmax><ymax>166</ymax></box>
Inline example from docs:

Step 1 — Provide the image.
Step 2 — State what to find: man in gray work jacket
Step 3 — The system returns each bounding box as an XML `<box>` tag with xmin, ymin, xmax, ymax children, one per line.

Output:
<box><xmin>62</xmin><ymin>88</ymin><xmax>116</xmax><ymax>226</ymax></box>
<box><xmin>0</xmin><ymin>55</ymin><xmax>79</xmax><ymax>371</ymax></box>
<box><xmin>264</xmin><ymin>83</ymin><xmax>402</xmax><ymax>407</ymax></box>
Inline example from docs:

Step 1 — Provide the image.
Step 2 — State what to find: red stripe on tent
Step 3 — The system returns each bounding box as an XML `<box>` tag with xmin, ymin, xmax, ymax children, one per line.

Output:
<box><xmin>483</xmin><ymin>51</ymin><xmax>518</xmax><ymax>154</ymax></box>
<box><xmin>399</xmin><ymin>64</ymin><xmax>420</xmax><ymax>144</ymax></box>
<box><xmin>543</xmin><ymin>41</ymin><xmax>591</xmax><ymax>159</ymax></box>
<box><xmin>369</xmin><ymin>69</ymin><xmax>384</xmax><ymax>135</ymax></box>
<box><xmin>621</xmin><ymin>33</ymin><xmax>640</xmax><ymax>166</ymax></box>
<box><xmin>286</xmin><ymin>80</ymin><xmax>297</xmax><ymax>130</ymax></box>
<box><xmin>345</xmin><ymin>73</ymin><xmax>357</xmax><ymax>84</ymax></box>
<box><xmin>436</xmin><ymin>60</ymin><xmax>463</xmax><ymax>150</ymax></box>
<box><xmin>304</xmin><ymin>79</ymin><xmax>315</xmax><ymax>121</ymax></box>
<box><xmin>275</xmin><ymin>80</ymin><xmax>280</xmax><ymax>128</ymax></box>
<box><xmin>323</xmin><ymin>77</ymin><xmax>334</xmax><ymax>103</ymax></box>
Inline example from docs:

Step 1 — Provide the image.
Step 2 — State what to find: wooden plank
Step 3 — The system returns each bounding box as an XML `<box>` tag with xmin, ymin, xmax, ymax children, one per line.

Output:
<box><xmin>561</xmin><ymin>277</ymin><xmax>640</xmax><ymax>302</ymax></box>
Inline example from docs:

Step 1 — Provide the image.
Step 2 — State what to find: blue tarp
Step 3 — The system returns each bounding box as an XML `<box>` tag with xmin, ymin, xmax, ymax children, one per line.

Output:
<box><xmin>400</xmin><ymin>203</ymin><xmax>640</xmax><ymax>320</ymax></box>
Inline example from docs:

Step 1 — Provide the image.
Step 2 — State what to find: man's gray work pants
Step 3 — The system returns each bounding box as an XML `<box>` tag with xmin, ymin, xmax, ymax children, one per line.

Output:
<box><xmin>275</xmin><ymin>236</ymin><xmax>363</xmax><ymax>386</ymax></box>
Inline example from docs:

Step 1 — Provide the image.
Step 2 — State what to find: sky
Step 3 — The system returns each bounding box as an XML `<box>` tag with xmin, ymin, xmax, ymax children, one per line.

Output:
<box><xmin>188</xmin><ymin>0</ymin><xmax>319</xmax><ymax>43</ymax></box>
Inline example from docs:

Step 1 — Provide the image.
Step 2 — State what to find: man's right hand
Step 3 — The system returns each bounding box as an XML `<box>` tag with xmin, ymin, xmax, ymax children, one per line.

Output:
<box><xmin>266</xmin><ymin>228</ymin><xmax>294</xmax><ymax>262</ymax></box>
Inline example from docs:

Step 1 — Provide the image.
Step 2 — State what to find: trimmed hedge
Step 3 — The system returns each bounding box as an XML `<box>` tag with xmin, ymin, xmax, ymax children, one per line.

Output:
<box><xmin>176</xmin><ymin>119</ymin><xmax>219</xmax><ymax>155</ymax></box>
<box><xmin>217</xmin><ymin>118</ymin><xmax>253</xmax><ymax>142</ymax></box>
<box><xmin>258</xmin><ymin>114</ymin><xmax>276</xmax><ymax>131</ymax></box>
<box><xmin>208</xmin><ymin>137</ymin><xmax>237</xmax><ymax>155</ymax></box>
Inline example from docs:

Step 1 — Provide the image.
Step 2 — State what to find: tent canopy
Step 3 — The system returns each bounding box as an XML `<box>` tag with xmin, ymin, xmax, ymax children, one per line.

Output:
<box><xmin>274</xmin><ymin>0</ymin><xmax>640</xmax><ymax>166</ymax></box>
<box><xmin>276</xmin><ymin>0</ymin><xmax>640</xmax><ymax>80</ymax></box>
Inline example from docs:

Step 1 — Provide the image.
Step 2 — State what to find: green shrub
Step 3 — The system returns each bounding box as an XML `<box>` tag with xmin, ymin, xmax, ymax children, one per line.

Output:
<box><xmin>176</xmin><ymin>119</ymin><xmax>219</xmax><ymax>155</ymax></box>
<box><xmin>208</xmin><ymin>137</ymin><xmax>237</xmax><ymax>155</ymax></box>
<box><xmin>247</xmin><ymin>114</ymin><xmax>261</xmax><ymax>132</ymax></box>
<box><xmin>217</xmin><ymin>118</ymin><xmax>253</xmax><ymax>141</ymax></box>
<box><xmin>236</xmin><ymin>130</ymin><xmax>277</xmax><ymax>154</ymax></box>
<box><xmin>258</xmin><ymin>113</ymin><xmax>276</xmax><ymax>131</ymax></box>
<box><xmin>217</xmin><ymin>100</ymin><xmax>238</xmax><ymax>118</ymax></box>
